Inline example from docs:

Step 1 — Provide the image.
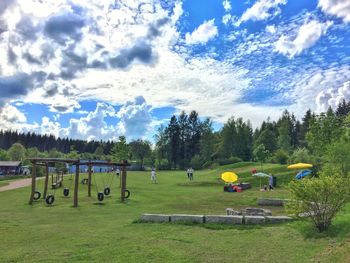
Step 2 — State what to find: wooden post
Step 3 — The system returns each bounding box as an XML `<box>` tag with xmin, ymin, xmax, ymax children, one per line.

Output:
<box><xmin>88</xmin><ymin>164</ymin><xmax>92</xmax><ymax>197</ymax></box>
<box><xmin>73</xmin><ymin>164</ymin><xmax>80</xmax><ymax>207</ymax></box>
<box><xmin>121</xmin><ymin>160</ymin><xmax>127</xmax><ymax>202</ymax></box>
<box><xmin>43</xmin><ymin>163</ymin><xmax>49</xmax><ymax>198</ymax></box>
<box><xmin>28</xmin><ymin>162</ymin><xmax>37</xmax><ymax>205</ymax></box>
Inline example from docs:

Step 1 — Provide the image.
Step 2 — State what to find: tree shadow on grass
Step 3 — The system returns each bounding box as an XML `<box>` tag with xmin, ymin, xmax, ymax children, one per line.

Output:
<box><xmin>292</xmin><ymin>218</ymin><xmax>350</xmax><ymax>240</ymax></box>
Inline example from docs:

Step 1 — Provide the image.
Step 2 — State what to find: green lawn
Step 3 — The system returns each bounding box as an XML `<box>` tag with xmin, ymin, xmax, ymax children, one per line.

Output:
<box><xmin>0</xmin><ymin>163</ymin><xmax>350</xmax><ymax>262</ymax></box>
<box><xmin>0</xmin><ymin>180</ymin><xmax>9</xmax><ymax>187</ymax></box>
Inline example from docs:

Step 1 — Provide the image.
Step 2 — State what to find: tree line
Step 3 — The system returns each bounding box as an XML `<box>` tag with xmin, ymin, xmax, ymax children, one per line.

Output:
<box><xmin>0</xmin><ymin>99</ymin><xmax>349</xmax><ymax>171</ymax></box>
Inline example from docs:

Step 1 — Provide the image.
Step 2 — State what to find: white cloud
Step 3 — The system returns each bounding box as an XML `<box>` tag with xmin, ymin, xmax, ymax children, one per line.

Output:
<box><xmin>223</xmin><ymin>0</ymin><xmax>232</xmax><ymax>11</ymax></box>
<box><xmin>290</xmin><ymin>65</ymin><xmax>350</xmax><ymax>114</ymax></box>
<box><xmin>318</xmin><ymin>0</ymin><xmax>350</xmax><ymax>23</ymax></box>
<box><xmin>316</xmin><ymin>81</ymin><xmax>350</xmax><ymax>112</ymax></box>
<box><xmin>275</xmin><ymin>20</ymin><xmax>333</xmax><ymax>58</ymax></box>
<box><xmin>116</xmin><ymin>96</ymin><xmax>153</xmax><ymax>140</ymax></box>
<box><xmin>60</xmin><ymin>102</ymin><xmax>118</xmax><ymax>141</ymax></box>
<box><xmin>236</xmin><ymin>0</ymin><xmax>287</xmax><ymax>26</ymax></box>
<box><xmin>266</xmin><ymin>24</ymin><xmax>276</xmax><ymax>34</ymax></box>
<box><xmin>185</xmin><ymin>19</ymin><xmax>218</xmax><ymax>45</ymax></box>
<box><xmin>222</xmin><ymin>14</ymin><xmax>232</xmax><ymax>25</ymax></box>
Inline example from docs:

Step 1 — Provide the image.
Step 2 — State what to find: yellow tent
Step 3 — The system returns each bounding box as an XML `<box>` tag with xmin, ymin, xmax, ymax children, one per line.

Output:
<box><xmin>287</xmin><ymin>163</ymin><xmax>313</xmax><ymax>169</ymax></box>
<box><xmin>221</xmin><ymin>172</ymin><xmax>238</xmax><ymax>183</ymax></box>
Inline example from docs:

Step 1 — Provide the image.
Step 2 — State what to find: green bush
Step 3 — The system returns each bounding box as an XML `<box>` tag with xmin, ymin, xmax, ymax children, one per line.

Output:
<box><xmin>287</xmin><ymin>171</ymin><xmax>350</xmax><ymax>232</ymax></box>
<box><xmin>190</xmin><ymin>155</ymin><xmax>203</xmax><ymax>170</ymax></box>
<box><xmin>218</xmin><ymin>156</ymin><xmax>242</xmax><ymax>166</ymax></box>
<box><xmin>156</xmin><ymin>159</ymin><xmax>171</xmax><ymax>170</ymax></box>
<box><xmin>273</xmin><ymin>149</ymin><xmax>289</xmax><ymax>164</ymax></box>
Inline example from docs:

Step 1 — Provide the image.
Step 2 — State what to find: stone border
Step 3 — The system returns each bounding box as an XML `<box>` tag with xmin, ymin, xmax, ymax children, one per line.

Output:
<box><xmin>257</xmin><ymin>198</ymin><xmax>290</xmax><ymax>206</ymax></box>
<box><xmin>140</xmin><ymin>214</ymin><xmax>293</xmax><ymax>225</ymax></box>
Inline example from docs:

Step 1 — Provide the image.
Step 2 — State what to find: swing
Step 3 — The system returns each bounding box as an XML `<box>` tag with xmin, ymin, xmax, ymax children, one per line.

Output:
<box><xmin>93</xmin><ymin>172</ymin><xmax>105</xmax><ymax>202</ymax></box>
<box><xmin>45</xmin><ymin>195</ymin><xmax>55</xmax><ymax>205</ymax></box>
<box><xmin>102</xmin><ymin>171</ymin><xmax>116</xmax><ymax>196</ymax></box>
<box><xmin>124</xmin><ymin>189</ymin><xmax>130</xmax><ymax>199</ymax></box>
<box><xmin>33</xmin><ymin>191</ymin><xmax>41</xmax><ymax>200</ymax></box>
<box><xmin>97</xmin><ymin>192</ymin><xmax>104</xmax><ymax>201</ymax></box>
<box><xmin>63</xmin><ymin>169</ymin><xmax>73</xmax><ymax>197</ymax></box>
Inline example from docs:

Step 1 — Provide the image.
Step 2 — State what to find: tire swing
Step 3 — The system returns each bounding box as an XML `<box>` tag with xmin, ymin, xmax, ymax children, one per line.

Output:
<box><xmin>102</xmin><ymin>171</ymin><xmax>116</xmax><ymax>197</ymax></box>
<box><xmin>33</xmin><ymin>191</ymin><xmax>41</xmax><ymax>200</ymax></box>
<box><xmin>124</xmin><ymin>189</ymin><xmax>130</xmax><ymax>199</ymax></box>
<box><xmin>63</xmin><ymin>172</ymin><xmax>73</xmax><ymax>197</ymax></box>
<box><xmin>93</xmin><ymin>173</ymin><xmax>104</xmax><ymax>203</ymax></box>
<box><xmin>45</xmin><ymin>194</ymin><xmax>55</xmax><ymax>205</ymax></box>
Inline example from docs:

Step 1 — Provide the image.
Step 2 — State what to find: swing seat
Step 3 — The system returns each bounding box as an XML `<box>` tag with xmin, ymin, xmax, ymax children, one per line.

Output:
<box><xmin>104</xmin><ymin>187</ymin><xmax>111</xmax><ymax>196</ymax></box>
<box><xmin>97</xmin><ymin>192</ymin><xmax>104</xmax><ymax>202</ymax></box>
<box><xmin>45</xmin><ymin>195</ymin><xmax>55</xmax><ymax>205</ymax></box>
<box><xmin>63</xmin><ymin>188</ymin><xmax>69</xmax><ymax>197</ymax></box>
<box><xmin>33</xmin><ymin>191</ymin><xmax>41</xmax><ymax>200</ymax></box>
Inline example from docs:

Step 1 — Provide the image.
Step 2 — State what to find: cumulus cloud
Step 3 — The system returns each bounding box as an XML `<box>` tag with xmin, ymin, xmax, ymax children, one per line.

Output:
<box><xmin>0</xmin><ymin>73</ymin><xmax>33</xmax><ymax>107</ymax></box>
<box><xmin>236</xmin><ymin>0</ymin><xmax>287</xmax><ymax>26</ymax></box>
<box><xmin>117</xmin><ymin>96</ymin><xmax>153</xmax><ymax>140</ymax></box>
<box><xmin>316</xmin><ymin>81</ymin><xmax>350</xmax><ymax>111</ymax></box>
<box><xmin>318</xmin><ymin>0</ymin><xmax>350</xmax><ymax>23</ymax></box>
<box><xmin>60</xmin><ymin>103</ymin><xmax>118</xmax><ymax>141</ymax></box>
<box><xmin>185</xmin><ymin>19</ymin><xmax>218</xmax><ymax>45</ymax></box>
<box><xmin>0</xmin><ymin>0</ymin><xmax>15</xmax><ymax>15</ymax></box>
<box><xmin>44</xmin><ymin>10</ymin><xmax>85</xmax><ymax>45</ymax></box>
<box><xmin>291</xmin><ymin>65</ymin><xmax>350</xmax><ymax>114</ymax></box>
<box><xmin>223</xmin><ymin>0</ymin><xmax>232</xmax><ymax>11</ymax></box>
<box><xmin>275</xmin><ymin>20</ymin><xmax>333</xmax><ymax>58</ymax></box>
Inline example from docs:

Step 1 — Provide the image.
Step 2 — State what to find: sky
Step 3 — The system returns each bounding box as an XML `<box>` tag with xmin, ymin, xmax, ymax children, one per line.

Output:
<box><xmin>0</xmin><ymin>0</ymin><xmax>349</xmax><ymax>142</ymax></box>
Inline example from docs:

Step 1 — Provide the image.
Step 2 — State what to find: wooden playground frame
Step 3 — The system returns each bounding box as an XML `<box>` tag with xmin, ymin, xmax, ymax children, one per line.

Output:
<box><xmin>28</xmin><ymin>158</ymin><xmax>130</xmax><ymax>207</ymax></box>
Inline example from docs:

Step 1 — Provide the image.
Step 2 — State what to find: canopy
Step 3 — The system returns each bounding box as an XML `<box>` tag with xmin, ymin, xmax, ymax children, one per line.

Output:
<box><xmin>287</xmin><ymin>163</ymin><xmax>313</xmax><ymax>169</ymax></box>
<box><xmin>221</xmin><ymin>172</ymin><xmax>238</xmax><ymax>183</ymax></box>
<box><xmin>252</xmin><ymin>172</ymin><xmax>269</xmax><ymax>177</ymax></box>
<box><xmin>296</xmin><ymin>169</ymin><xmax>312</xmax><ymax>180</ymax></box>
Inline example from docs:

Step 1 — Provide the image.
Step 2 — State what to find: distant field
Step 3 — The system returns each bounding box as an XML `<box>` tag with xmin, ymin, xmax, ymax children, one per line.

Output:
<box><xmin>0</xmin><ymin>180</ymin><xmax>9</xmax><ymax>187</ymax></box>
<box><xmin>0</xmin><ymin>162</ymin><xmax>349</xmax><ymax>262</ymax></box>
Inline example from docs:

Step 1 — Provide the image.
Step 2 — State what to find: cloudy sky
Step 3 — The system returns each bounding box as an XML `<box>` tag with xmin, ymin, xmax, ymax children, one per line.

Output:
<box><xmin>0</xmin><ymin>0</ymin><xmax>349</xmax><ymax>142</ymax></box>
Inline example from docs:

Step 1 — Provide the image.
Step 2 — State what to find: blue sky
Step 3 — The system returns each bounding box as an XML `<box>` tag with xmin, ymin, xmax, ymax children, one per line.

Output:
<box><xmin>0</xmin><ymin>0</ymin><xmax>349</xmax><ymax>142</ymax></box>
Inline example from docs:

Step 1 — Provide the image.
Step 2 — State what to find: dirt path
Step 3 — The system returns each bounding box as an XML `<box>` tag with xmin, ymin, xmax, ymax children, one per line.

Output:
<box><xmin>0</xmin><ymin>178</ymin><xmax>34</xmax><ymax>192</ymax></box>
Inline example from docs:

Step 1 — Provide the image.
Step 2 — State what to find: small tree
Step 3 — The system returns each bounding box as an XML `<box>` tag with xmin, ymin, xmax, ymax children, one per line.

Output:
<box><xmin>8</xmin><ymin>143</ymin><xmax>26</xmax><ymax>161</ymax></box>
<box><xmin>287</xmin><ymin>171</ymin><xmax>350</xmax><ymax>232</ymax></box>
<box><xmin>110</xmin><ymin>136</ymin><xmax>129</xmax><ymax>162</ymax></box>
<box><xmin>253</xmin><ymin>144</ymin><xmax>269</xmax><ymax>171</ymax></box>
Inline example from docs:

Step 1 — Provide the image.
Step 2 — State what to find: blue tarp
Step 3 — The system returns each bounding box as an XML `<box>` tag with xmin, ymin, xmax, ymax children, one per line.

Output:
<box><xmin>296</xmin><ymin>169</ymin><xmax>312</xmax><ymax>180</ymax></box>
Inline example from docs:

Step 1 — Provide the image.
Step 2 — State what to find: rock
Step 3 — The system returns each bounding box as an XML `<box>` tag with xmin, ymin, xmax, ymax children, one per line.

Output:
<box><xmin>244</xmin><ymin>215</ymin><xmax>265</xmax><ymax>224</ymax></box>
<box><xmin>244</xmin><ymin>207</ymin><xmax>272</xmax><ymax>216</ymax></box>
<box><xmin>205</xmin><ymin>215</ymin><xmax>243</xmax><ymax>224</ymax></box>
<box><xmin>257</xmin><ymin>198</ymin><xmax>288</xmax><ymax>206</ymax></box>
<box><xmin>265</xmin><ymin>216</ymin><xmax>293</xmax><ymax>224</ymax></box>
<box><xmin>141</xmin><ymin>214</ymin><xmax>170</xmax><ymax>223</ymax></box>
<box><xmin>170</xmin><ymin>214</ymin><xmax>204</xmax><ymax>223</ymax></box>
<box><xmin>226</xmin><ymin>208</ymin><xmax>242</xmax><ymax>216</ymax></box>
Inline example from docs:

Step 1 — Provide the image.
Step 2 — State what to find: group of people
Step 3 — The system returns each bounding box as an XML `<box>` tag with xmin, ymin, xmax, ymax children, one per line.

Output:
<box><xmin>149</xmin><ymin>167</ymin><xmax>195</xmax><ymax>183</ymax></box>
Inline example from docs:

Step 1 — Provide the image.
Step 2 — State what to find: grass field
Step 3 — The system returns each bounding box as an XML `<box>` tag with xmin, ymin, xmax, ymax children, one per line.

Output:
<box><xmin>1</xmin><ymin>162</ymin><xmax>350</xmax><ymax>262</ymax></box>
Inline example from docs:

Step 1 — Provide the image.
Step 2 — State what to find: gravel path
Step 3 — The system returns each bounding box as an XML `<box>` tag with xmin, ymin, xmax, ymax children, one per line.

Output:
<box><xmin>0</xmin><ymin>178</ymin><xmax>34</xmax><ymax>192</ymax></box>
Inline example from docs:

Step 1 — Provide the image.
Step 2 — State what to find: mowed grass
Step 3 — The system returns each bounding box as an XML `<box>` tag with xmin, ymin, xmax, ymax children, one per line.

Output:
<box><xmin>1</xmin><ymin>162</ymin><xmax>350</xmax><ymax>263</ymax></box>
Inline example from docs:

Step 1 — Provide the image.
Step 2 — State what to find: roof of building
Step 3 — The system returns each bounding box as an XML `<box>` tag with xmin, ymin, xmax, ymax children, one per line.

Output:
<box><xmin>0</xmin><ymin>161</ymin><xmax>22</xmax><ymax>167</ymax></box>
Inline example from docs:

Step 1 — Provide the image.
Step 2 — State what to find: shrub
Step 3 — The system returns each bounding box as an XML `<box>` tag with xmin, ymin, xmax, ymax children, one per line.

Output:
<box><xmin>218</xmin><ymin>156</ymin><xmax>242</xmax><ymax>166</ymax></box>
<box><xmin>156</xmin><ymin>159</ymin><xmax>171</xmax><ymax>170</ymax></box>
<box><xmin>190</xmin><ymin>155</ymin><xmax>203</xmax><ymax>170</ymax></box>
<box><xmin>287</xmin><ymin>171</ymin><xmax>350</xmax><ymax>232</ymax></box>
<box><xmin>288</xmin><ymin>147</ymin><xmax>314</xmax><ymax>164</ymax></box>
<box><xmin>273</xmin><ymin>149</ymin><xmax>289</xmax><ymax>164</ymax></box>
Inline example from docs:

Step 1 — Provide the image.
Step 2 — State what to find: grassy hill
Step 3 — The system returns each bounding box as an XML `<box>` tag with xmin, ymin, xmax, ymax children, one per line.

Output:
<box><xmin>0</xmin><ymin>162</ymin><xmax>349</xmax><ymax>262</ymax></box>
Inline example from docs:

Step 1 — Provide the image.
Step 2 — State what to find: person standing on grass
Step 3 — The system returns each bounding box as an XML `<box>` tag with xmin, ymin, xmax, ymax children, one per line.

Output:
<box><xmin>151</xmin><ymin>168</ymin><xmax>157</xmax><ymax>183</ymax></box>
<box><xmin>187</xmin><ymin>168</ymin><xmax>191</xmax><ymax>180</ymax></box>
<box><xmin>268</xmin><ymin>174</ymin><xmax>274</xmax><ymax>190</ymax></box>
<box><xmin>115</xmin><ymin>168</ymin><xmax>120</xmax><ymax>177</ymax></box>
<box><xmin>189</xmin><ymin>167</ymin><xmax>194</xmax><ymax>181</ymax></box>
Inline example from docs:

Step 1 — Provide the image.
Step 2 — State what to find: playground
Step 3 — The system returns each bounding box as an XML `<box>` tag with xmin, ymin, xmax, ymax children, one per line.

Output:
<box><xmin>1</xmin><ymin>162</ymin><xmax>350</xmax><ymax>262</ymax></box>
